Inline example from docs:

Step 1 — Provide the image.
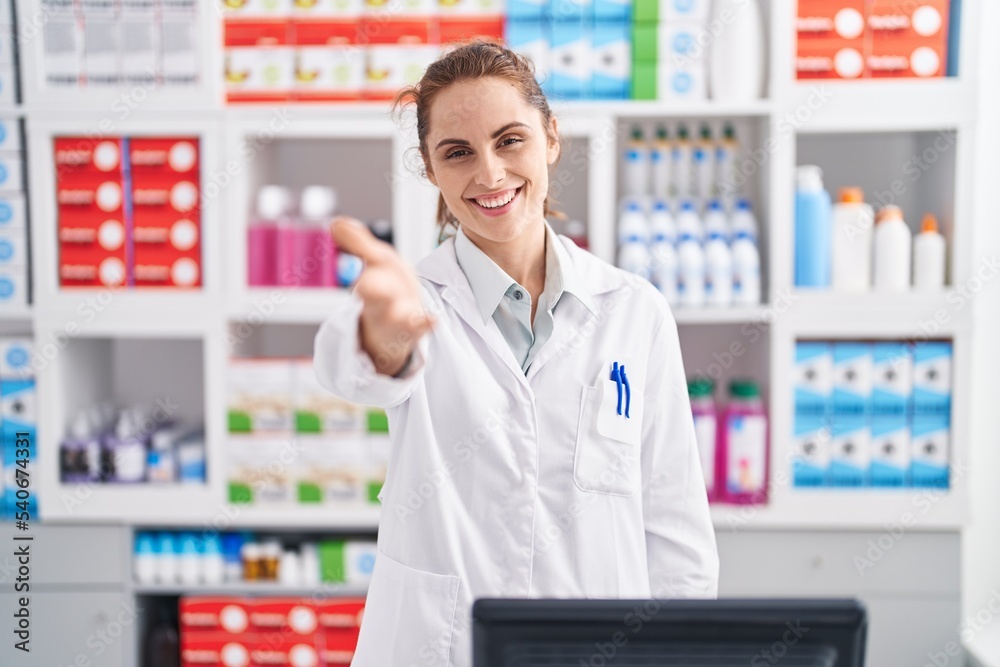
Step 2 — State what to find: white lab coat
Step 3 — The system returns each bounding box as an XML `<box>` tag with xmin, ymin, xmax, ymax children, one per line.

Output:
<box><xmin>313</xmin><ymin>233</ymin><xmax>719</xmax><ymax>667</ymax></box>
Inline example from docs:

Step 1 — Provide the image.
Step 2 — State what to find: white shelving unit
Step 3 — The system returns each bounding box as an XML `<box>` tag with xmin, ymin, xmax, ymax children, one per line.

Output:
<box><xmin>7</xmin><ymin>0</ymin><xmax>994</xmax><ymax>664</ymax></box>
<box><xmin>13</xmin><ymin>0</ymin><xmax>979</xmax><ymax>532</ymax></box>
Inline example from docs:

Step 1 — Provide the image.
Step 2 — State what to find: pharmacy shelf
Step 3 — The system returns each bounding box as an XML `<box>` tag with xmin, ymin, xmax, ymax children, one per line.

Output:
<box><xmin>782</xmin><ymin>79</ymin><xmax>976</xmax><ymax>133</ymax></box>
<box><xmin>554</xmin><ymin>99</ymin><xmax>774</xmax><ymax>119</ymax></box>
<box><xmin>40</xmin><ymin>484</ymin><xmax>220</xmax><ymax>524</ymax></box>
<box><xmin>220</xmin><ymin>505</ymin><xmax>382</xmax><ymax>530</ymax></box>
<box><xmin>132</xmin><ymin>581</ymin><xmax>370</xmax><ymax>596</ymax></box>
<box><xmin>672</xmin><ymin>306</ymin><xmax>773</xmax><ymax>326</ymax></box>
<box><xmin>228</xmin><ymin>289</ymin><xmax>353</xmax><ymax>325</ymax></box>
<box><xmin>33</xmin><ymin>292</ymin><xmax>222</xmax><ymax>336</ymax></box>
<box><xmin>711</xmin><ymin>486</ymin><xmax>967</xmax><ymax>532</ymax></box>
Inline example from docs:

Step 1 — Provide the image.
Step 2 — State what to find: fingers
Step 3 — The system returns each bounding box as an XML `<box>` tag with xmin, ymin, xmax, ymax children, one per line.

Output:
<box><xmin>331</xmin><ymin>216</ymin><xmax>393</xmax><ymax>265</ymax></box>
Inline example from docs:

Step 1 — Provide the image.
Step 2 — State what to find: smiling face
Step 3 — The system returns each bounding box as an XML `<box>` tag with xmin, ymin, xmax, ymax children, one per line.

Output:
<box><xmin>423</xmin><ymin>77</ymin><xmax>559</xmax><ymax>249</ymax></box>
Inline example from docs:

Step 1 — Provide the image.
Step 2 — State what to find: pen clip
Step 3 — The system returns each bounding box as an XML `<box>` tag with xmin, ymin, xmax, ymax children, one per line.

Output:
<box><xmin>610</xmin><ymin>361</ymin><xmax>622</xmax><ymax>416</ymax></box>
<box><xmin>619</xmin><ymin>365</ymin><xmax>631</xmax><ymax>419</ymax></box>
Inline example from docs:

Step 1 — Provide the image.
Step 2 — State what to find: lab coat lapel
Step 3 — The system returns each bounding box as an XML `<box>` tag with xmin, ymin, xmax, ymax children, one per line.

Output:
<box><xmin>417</xmin><ymin>238</ymin><xmax>532</xmax><ymax>390</ymax></box>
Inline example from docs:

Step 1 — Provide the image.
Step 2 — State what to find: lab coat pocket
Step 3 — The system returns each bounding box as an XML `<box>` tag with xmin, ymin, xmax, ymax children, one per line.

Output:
<box><xmin>353</xmin><ymin>550</ymin><xmax>461</xmax><ymax>666</ymax></box>
<box><xmin>573</xmin><ymin>380</ymin><xmax>644</xmax><ymax>496</ymax></box>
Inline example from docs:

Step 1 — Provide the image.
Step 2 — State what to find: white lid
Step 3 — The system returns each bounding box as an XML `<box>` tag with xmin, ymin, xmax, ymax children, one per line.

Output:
<box><xmin>300</xmin><ymin>186</ymin><xmax>336</xmax><ymax>220</ymax></box>
<box><xmin>565</xmin><ymin>219</ymin><xmax>586</xmax><ymax>237</ymax></box>
<box><xmin>796</xmin><ymin>165</ymin><xmax>825</xmax><ymax>192</ymax></box>
<box><xmin>70</xmin><ymin>411</ymin><xmax>91</xmax><ymax>439</ymax></box>
<box><xmin>257</xmin><ymin>186</ymin><xmax>291</xmax><ymax>219</ymax></box>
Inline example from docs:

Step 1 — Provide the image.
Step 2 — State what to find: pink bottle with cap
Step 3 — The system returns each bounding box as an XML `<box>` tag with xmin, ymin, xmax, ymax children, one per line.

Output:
<box><xmin>248</xmin><ymin>186</ymin><xmax>291</xmax><ymax>287</ymax></box>
<box><xmin>296</xmin><ymin>186</ymin><xmax>338</xmax><ymax>287</ymax></box>
<box><xmin>688</xmin><ymin>378</ymin><xmax>720</xmax><ymax>503</ymax></box>
<box><xmin>719</xmin><ymin>379</ymin><xmax>769</xmax><ymax>504</ymax></box>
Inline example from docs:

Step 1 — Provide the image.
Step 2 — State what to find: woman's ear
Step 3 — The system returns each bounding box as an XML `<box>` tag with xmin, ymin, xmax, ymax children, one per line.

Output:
<box><xmin>546</xmin><ymin>116</ymin><xmax>560</xmax><ymax>166</ymax></box>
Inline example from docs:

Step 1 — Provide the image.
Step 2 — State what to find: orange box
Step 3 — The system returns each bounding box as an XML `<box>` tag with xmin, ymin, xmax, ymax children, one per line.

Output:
<box><xmin>179</xmin><ymin>597</ymin><xmax>253</xmax><ymax>635</ymax></box>
<box><xmin>438</xmin><ymin>16</ymin><xmax>504</xmax><ymax>44</ymax></box>
<box><xmin>250</xmin><ymin>632</ymin><xmax>321</xmax><ymax>667</ymax></box>
<box><xmin>868</xmin><ymin>0</ymin><xmax>949</xmax><ymax>40</ymax></box>
<box><xmin>317</xmin><ymin>598</ymin><xmax>364</xmax><ymax>665</ymax></box>
<box><xmin>797</xmin><ymin>0</ymin><xmax>867</xmax><ymax>40</ymax></box>
<box><xmin>248</xmin><ymin>598</ymin><xmax>320</xmax><ymax>636</ymax></box>
<box><xmin>796</xmin><ymin>36</ymin><xmax>866</xmax><ymax>79</ymax></box>
<box><xmin>180</xmin><ymin>631</ymin><xmax>255</xmax><ymax>667</ymax></box>
<box><xmin>868</xmin><ymin>33</ymin><xmax>946</xmax><ymax>77</ymax></box>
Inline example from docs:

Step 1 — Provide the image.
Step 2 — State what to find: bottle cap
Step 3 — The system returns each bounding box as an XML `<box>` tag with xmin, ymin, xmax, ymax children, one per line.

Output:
<box><xmin>839</xmin><ymin>187</ymin><xmax>864</xmax><ymax>204</ymax></box>
<box><xmin>921</xmin><ymin>213</ymin><xmax>939</xmax><ymax>234</ymax></box>
<box><xmin>724</xmin><ymin>123</ymin><xmax>736</xmax><ymax>140</ymax></box>
<box><xmin>700</xmin><ymin>123</ymin><xmax>712</xmax><ymax>140</ymax></box>
<box><xmin>656</xmin><ymin>125</ymin><xmax>668</xmax><ymax>140</ymax></box>
<box><xmin>729</xmin><ymin>379</ymin><xmax>760</xmax><ymax>398</ymax></box>
<box><xmin>257</xmin><ymin>186</ymin><xmax>291</xmax><ymax>220</ymax></box>
<box><xmin>630</xmin><ymin>126</ymin><xmax>643</xmax><ymax>141</ymax></box>
<box><xmin>300</xmin><ymin>186</ymin><xmax>336</xmax><ymax>220</ymax></box>
<box><xmin>796</xmin><ymin>165</ymin><xmax>824</xmax><ymax>192</ymax></box>
<box><xmin>876</xmin><ymin>205</ymin><xmax>904</xmax><ymax>224</ymax></box>
<box><xmin>688</xmin><ymin>378</ymin><xmax>714</xmax><ymax>397</ymax></box>
<box><xmin>736</xmin><ymin>198</ymin><xmax>752</xmax><ymax>211</ymax></box>
<box><xmin>678</xmin><ymin>124</ymin><xmax>690</xmax><ymax>140</ymax></box>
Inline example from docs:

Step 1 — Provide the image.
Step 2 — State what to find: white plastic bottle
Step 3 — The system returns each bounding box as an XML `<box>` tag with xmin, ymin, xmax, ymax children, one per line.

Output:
<box><xmin>672</xmin><ymin>124</ymin><xmax>693</xmax><ymax>200</ymax></box>
<box><xmin>873</xmin><ymin>206</ymin><xmax>912</xmax><ymax>292</ymax></box>
<box><xmin>676</xmin><ymin>200</ymin><xmax>706</xmax><ymax>308</ymax></box>
<box><xmin>617</xmin><ymin>201</ymin><xmax>651</xmax><ymax>279</ymax></box>
<box><xmin>202</xmin><ymin>535</ymin><xmax>225</xmax><ymax>586</ymax></box>
<box><xmin>731</xmin><ymin>227</ymin><xmax>761</xmax><ymax>306</ymax></box>
<box><xmin>650</xmin><ymin>125</ymin><xmax>672</xmax><ymax>200</ymax></box>
<box><xmin>704</xmin><ymin>229</ymin><xmax>734</xmax><ymax>308</ymax></box>
<box><xmin>694</xmin><ymin>124</ymin><xmax>715</xmax><ymax>204</ymax></box>
<box><xmin>134</xmin><ymin>532</ymin><xmax>158</xmax><ymax>585</ymax></box>
<box><xmin>715</xmin><ymin>123</ymin><xmax>740</xmax><ymax>209</ymax></box>
<box><xmin>156</xmin><ymin>532</ymin><xmax>178</xmax><ymax>585</ymax></box>
<box><xmin>649</xmin><ymin>200</ymin><xmax>679</xmax><ymax>305</ymax></box>
<box><xmin>178</xmin><ymin>532</ymin><xmax>201</xmax><ymax>585</ymax></box>
<box><xmin>913</xmin><ymin>213</ymin><xmax>946</xmax><ymax>290</ymax></box>
<box><xmin>703</xmin><ymin>199</ymin><xmax>729</xmax><ymax>238</ymax></box>
<box><xmin>831</xmin><ymin>187</ymin><xmax>874</xmax><ymax>292</ymax></box>
<box><xmin>730</xmin><ymin>198</ymin><xmax>759</xmax><ymax>240</ymax></box>
<box><xmin>709</xmin><ymin>0</ymin><xmax>765</xmax><ymax>101</ymax></box>
<box><xmin>623</xmin><ymin>126</ymin><xmax>650</xmax><ymax>197</ymax></box>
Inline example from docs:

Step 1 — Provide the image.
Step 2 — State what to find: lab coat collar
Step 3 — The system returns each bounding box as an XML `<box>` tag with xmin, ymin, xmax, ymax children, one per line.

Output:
<box><xmin>452</xmin><ymin>223</ymin><xmax>598</xmax><ymax>325</ymax></box>
<box><xmin>416</xmin><ymin>227</ymin><xmax>622</xmax><ymax>305</ymax></box>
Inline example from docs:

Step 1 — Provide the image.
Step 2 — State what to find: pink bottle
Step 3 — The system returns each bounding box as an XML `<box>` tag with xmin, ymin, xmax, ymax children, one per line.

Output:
<box><xmin>687</xmin><ymin>378</ymin><xmax>719</xmax><ymax>503</ymax></box>
<box><xmin>719</xmin><ymin>379</ymin><xmax>769</xmax><ymax>504</ymax></box>
<box><xmin>296</xmin><ymin>186</ymin><xmax>338</xmax><ymax>288</ymax></box>
<box><xmin>248</xmin><ymin>186</ymin><xmax>291</xmax><ymax>287</ymax></box>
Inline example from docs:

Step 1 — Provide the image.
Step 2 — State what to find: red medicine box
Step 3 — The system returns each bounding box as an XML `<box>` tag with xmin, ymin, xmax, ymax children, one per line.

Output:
<box><xmin>55</xmin><ymin>137</ymin><xmax>129</xmax><ymax>288</ymax></box>
<box><xmin>128</xmin><ymin>137</ymin><xmax>202</xmax><ymax>288</ymax></box>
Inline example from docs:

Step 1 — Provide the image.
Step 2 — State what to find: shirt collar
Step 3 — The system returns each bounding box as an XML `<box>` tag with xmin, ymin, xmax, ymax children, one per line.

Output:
<box><xmin>453</xmin><ymin>222</ymin><xmax>597</xmax><ymax>324</ymax></box>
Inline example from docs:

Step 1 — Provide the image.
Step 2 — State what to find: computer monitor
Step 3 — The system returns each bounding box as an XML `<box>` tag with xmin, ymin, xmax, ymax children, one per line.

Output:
<box><xmin>472</xmin><ymin>598</ymin><xmax>867</xmax><ymax>666</ymax></box>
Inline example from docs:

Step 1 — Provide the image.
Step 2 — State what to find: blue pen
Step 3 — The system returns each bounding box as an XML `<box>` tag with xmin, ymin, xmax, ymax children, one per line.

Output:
<box><xmin>610</xmin><ymin>362</ymin><xmax>623</xmax><ymax>416</ymax></box>
<box><xmin>620</xmin><ymin>365</ymin><xmax>631</xmax><ymax>419</ymax></box>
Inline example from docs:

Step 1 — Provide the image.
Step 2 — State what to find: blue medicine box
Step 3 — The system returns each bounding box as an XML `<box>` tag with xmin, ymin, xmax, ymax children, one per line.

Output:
<box><xmin>872</xmin><ymin>342</ymin><xmax>912</xmax><ymax>415</ymax></box>
<box><xmin>912</xmin><ymin>342</ymin><xmax>952</xmax><ymax>416</ymax></box>
<box><xmin>830</xmin><ymin>411</ymin><xmax>870</xmax><ymax>487</ymax></box>
<box><xmin>794</xmin><ymin>342</ymin><xmax>833</xmax><ymax>415</ymax></box>
<box><xmin>910</xmin><ymin>413</ymin><xmax>950</xmax><ymax>489</ymax></box>
<box><xmin>870</xmin><ymin>414</ymin><xmax>909</xmax><ymax>487</ymax></box>
<box><xmin>833</xmin><ymin>342</ymin><xmax>872</xmax><ymax>414</ymax></box>
<box><xmin>793</xmin><ymin>411</ymin><xmax>831</xmax><ymax>488</ymax></box>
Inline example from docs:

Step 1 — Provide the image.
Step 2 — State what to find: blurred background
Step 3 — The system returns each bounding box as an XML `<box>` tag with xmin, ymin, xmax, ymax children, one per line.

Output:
<box><xmin>0</xmin><ymin>0</ymin><xmax>998</xmax><ymax>665</ymax></box>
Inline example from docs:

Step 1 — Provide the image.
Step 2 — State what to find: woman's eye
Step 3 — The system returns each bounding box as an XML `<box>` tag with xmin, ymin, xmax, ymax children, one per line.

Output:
<box><xmin>445</xmin><ymin>148</ymin><xmax>470</xmax><ymax>160</ymax></box>
<box><xmin>500</xmin><ymin>137</ymin><xmax>522</xmax><ymax>148</ymax></box>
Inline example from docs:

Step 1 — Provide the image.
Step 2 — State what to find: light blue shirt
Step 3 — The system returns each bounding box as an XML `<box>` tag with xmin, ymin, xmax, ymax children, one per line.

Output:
<box><xmin>453</xmin><ymin>223</ymin><xmax>594</xmax><ymax>373</ymax></box>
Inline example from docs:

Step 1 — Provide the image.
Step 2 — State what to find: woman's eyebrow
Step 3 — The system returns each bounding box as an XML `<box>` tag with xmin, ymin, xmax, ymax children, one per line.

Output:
<box><xmin>434</xmin><ymin>122</ymin><xmax>531</xmax><ymax>151</ymax></box>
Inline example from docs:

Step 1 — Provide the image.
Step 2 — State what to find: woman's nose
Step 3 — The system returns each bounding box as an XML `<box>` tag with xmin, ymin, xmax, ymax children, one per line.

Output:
<box><xmin>475</xmin><ymin>152</ymin><xmax>505</xmax><ymax>188</ymax></box>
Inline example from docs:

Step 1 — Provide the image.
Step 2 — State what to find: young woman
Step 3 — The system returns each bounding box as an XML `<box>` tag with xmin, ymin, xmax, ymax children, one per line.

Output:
<box><xmin>315</xmin><ymin>39</ymin><xmax>718</xmax><ymax>667</ymax></box>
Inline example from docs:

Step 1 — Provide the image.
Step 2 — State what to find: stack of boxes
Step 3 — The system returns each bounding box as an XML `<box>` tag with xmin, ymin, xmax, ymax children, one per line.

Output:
<box><xmin>0</xmin><ymin>118</ymin><xmax>27</xmax><ymax>308</ymax></box>
<box><xmin>793</xmin><ymin>339</ymin><xmax>952</xmax><ymax>489</ymax></box>
<box><xmin>0</xmin><ymin>338</ymin><xmax>36</xmax><ymax>520</ymax></box>
<box><xmin>630</xmin><ymin>0</ymin><xmax>709</xmax><ymax>101</ymax></box>
<box><xmin>38</xmin><ymin>0</ymin><xmax>199</xmax><ymax>88</ymax></box>
<box><xmin>227</xmin><ymin>358</ymin><xmax>390</xmax><ymax>506</ymax></box>
<box><xmin>223</xmin><ymin>0</ymin><xmax>504</xmax><ymax>103</ymax></box>
<box><xmin>179</xmin><ymin>596</ymin><xmax>366</xmax><ymax>667</ymax></box>
<box><xmin>797</xmin><ymin>0</ymin><xmax>952</xmax><ymax>80</ymax></box>
<box><xmin>505</xmin><ymin>0</ymin><xmax>632</xmax><ymax>100</ymax></box>
<box><xmin>55</xmin><ymin>136</ymin><xmax>203</xmax><ymax>289</ymax></box>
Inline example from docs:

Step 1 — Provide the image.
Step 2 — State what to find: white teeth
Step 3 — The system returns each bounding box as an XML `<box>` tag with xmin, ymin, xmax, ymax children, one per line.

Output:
<box><xmin>474</xmin><ymin>188</ymin><xmax>516</xmax><ymax>209</ymax></box>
